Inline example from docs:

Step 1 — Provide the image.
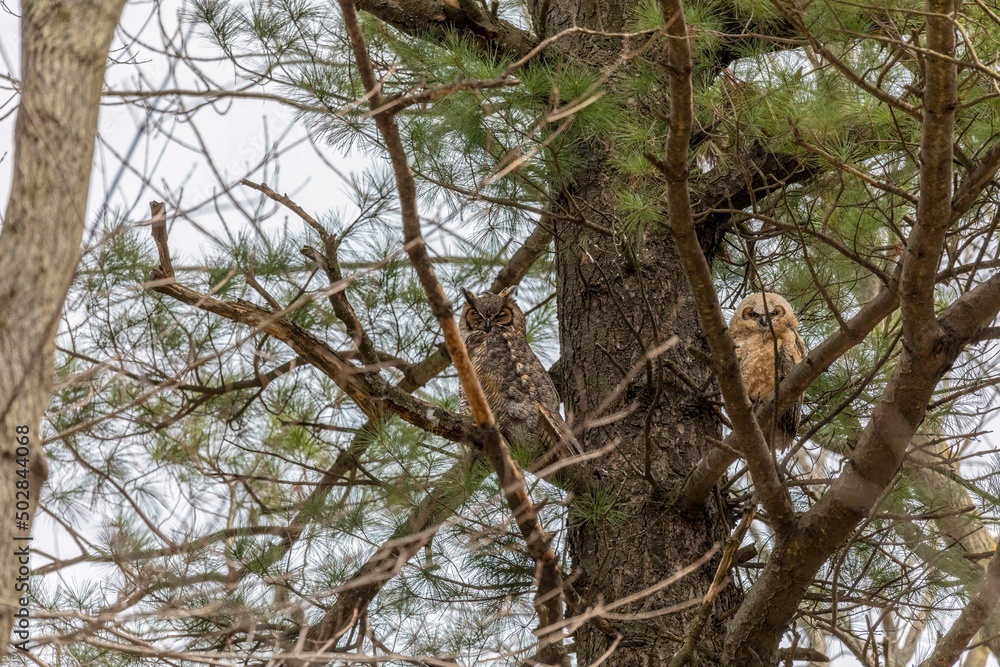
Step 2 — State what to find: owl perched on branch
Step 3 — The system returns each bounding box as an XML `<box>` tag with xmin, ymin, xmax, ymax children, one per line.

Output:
<box><xmin>458</xmin><ymin>286</ymin><xmax>582</xmax><ymax>468</ymax></box>
<box><xmin>729</xmin><ymin>292</ymin><xmax>806</xmax><ymax>449</ymax></box>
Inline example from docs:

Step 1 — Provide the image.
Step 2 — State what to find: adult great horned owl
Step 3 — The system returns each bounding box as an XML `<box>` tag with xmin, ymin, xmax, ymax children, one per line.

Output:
<box><xmin>729</xmin><ymin>292</ymin><xmax>806</xmax><ymax>449</ymax></box>
<box><xmin>458</xmin><ymin>286</ymin><xmax>580</xmax><ymax>466</ymax></box>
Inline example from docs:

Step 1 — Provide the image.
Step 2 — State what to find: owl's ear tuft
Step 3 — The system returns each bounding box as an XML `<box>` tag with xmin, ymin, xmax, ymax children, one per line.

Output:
<box><xmin>497</xmin><ymin>285</ymin><xmax>518</xmax><ymax>300</ymax></box>
<box><xmin>460</xmin><ymin>288</ymin><xmax>479</xmax><ymax>307</ymax></box>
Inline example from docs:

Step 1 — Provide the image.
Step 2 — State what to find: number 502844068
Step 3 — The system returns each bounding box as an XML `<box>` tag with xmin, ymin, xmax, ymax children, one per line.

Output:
<box><xmin>14</xmin><ymin>425</ymin><xmax>31</xmax><ymax>533</ymax></box>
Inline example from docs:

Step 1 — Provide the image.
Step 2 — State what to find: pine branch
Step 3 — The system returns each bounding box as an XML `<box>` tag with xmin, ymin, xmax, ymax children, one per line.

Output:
<box><xmin>490</xmin><ymin>220</ymin><xmax>553</xmax><ymax>293</ymax></box>
<box><xmin>687</xmin><ymin>144</ymin><xmax>816</xmax><ymax>259</ymax></box>
<box><xmin>146</xmin><ymin>217</ymin><xmax>480</xmax><ymax>447</ymax></box>
<box><xmin>355</xmin><ymin>0</ymin><xmax>538</xmax><ymax>60</ymax></box>
<box><xmin>678</xmin><ymin>127</ymin><xmax>1000</xmax><ymax>512</ymax></box>
<box><xmin>901</xmin><ymin>439</ymin><xmax>1000</xmax><ymax>659</ymax></box>
<box><xmin>277</xmin><ymin>219</ymin><xmax>554</xmax><ymax>645</ymax></box>
<box><xmin>368</xmin><ymin>76</ymin><xmax>522</xmax><ymax>117</ymax></box>
<box><xmin>675</xmin><ymin>275</ymin><xmax>900</xmax><ymax>512</ymax></box>
<box><xmin>778</xmin><ymin>1</ymin><xmax>920</xmax><ymax>118</ymax></box>
<box><xmin>302</xmin><ymin>452</ymin><xmax>483</xmax><ymax>658</ymax></box>
<box><xmin>717</xmin><ymin>6</ymin><xmax>1000</xmax><ymax>659</ymax></box>
<box><xmin>918</xmin><ymin>546</ymin><xmax>1000</xmax><ymax>667</ymax></box>
<box><xmin>300</xmin><ymin>243</ymin><xmax>382</xmax><ymax>364</ymax></box>
<box><xmin>898</xmin><ymin>0</ymin><xmax>957</xmax><ymax>354</ymax></box>
<box><xmin>245</xmin><ymin>215</ymin><xmax>553</xmax><ymax>609</ymax></box>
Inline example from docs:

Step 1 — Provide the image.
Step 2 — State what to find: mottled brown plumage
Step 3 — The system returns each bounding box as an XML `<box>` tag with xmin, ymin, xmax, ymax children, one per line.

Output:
<box><xmin>729</xmin><ymin>292</ymin><xmax>806</xmax><ymax>448</ymax></box>
<box><xmin>458</xmin><ymin>286</ymin><xmax>581</xmax><ymax>465</ymax></box>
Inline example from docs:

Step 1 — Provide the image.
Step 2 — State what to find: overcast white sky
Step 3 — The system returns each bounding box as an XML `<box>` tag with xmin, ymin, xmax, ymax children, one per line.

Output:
<box><xmin>0</xmin><ymin>0</ymin><xmax>374</xmax><ymax>266</ymax></box>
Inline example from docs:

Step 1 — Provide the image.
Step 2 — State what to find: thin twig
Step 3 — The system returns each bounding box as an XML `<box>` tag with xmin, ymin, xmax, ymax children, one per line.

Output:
<box><xmin>669</xmin><ymin>504</ymin><xmax>756</xmax><ymax>667</ymax></box>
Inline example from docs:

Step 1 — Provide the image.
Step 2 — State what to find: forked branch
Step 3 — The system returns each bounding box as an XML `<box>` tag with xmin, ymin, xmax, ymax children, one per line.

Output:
<box><xmin>283</xmin><ymin>223</ymin><xmax>555</xmax><ymax>652</ymax></box>
<box><xmin>676</xmin><ymin>275</ymin><xmax>900</xmax><ymax>511</ymax></box>
<box><xmin>146</xmin><ymin>210</ymin><xmax>480</xmax><ymax>447</ymax></box>
<box><xmin>718</xmin><ymin>3</ymin><xmax>989</xmax><ymax>661</ymax></box>
<box><xmin>680</xmin><ymin>110</ymin><xmax>1000</xmax><ymax>511</ymax></box>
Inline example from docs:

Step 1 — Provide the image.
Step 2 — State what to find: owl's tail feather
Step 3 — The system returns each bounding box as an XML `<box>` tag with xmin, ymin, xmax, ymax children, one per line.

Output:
<box><xmin>534</xmin><ymin>403</ymin><xmax>585</xmax><ymax>466</ymax></box>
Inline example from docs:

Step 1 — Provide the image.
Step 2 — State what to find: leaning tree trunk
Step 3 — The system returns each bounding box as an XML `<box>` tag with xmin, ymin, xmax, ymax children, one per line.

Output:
<box><xmin>531</xmin><ymin>6</ymin><xmax>739</xmax><ymax>662</ymax></box>
<box><xmin>0</xmin><ymin>0</ymin><xmax>125</xmax><ymax>655</ymax></box>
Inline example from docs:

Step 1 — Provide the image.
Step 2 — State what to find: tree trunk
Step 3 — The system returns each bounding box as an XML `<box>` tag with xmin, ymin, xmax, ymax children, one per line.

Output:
<box><xmin>554</xmin><ymin>177</ymin><xmax>736</xmax><ymax>666</ymax></box>
<box><xmin>526</xmin><ymin>2</ymin><xmax>740</xmax><ymax>664</ymax></box>
<box><xmin>0</xmin><ymin>0</ymin><xmax>125</xmax><ymax>655</ymax></box>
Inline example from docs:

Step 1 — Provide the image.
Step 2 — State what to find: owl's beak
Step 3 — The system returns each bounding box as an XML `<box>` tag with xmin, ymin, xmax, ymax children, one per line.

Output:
<box><xmin>756</xmin><ymin>315</ymin><xmax>769</xmax><ymax>328</ymax></box>
<box><xmin>483</xmin><ymin>320</ymin><xmax>492</xmax><ymax>332</ymax></box>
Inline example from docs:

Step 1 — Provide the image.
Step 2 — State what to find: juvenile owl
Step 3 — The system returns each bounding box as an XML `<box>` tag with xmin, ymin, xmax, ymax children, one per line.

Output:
<box><xmin>458</xmin><ymin>286</ymin><xmax>581</xmax><ymax>466</ymax></box>
<box><xmin>729</xmin><ymin>292</ymin><xmax>806</xmax><ymax>449</ymax></box>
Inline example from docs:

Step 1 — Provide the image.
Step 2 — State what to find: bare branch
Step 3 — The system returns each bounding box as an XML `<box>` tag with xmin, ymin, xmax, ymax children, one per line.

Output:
<box><xmin>668</xmin><ymin>505</ymin><xmax>756</xmax><ymax>667</ymax></box>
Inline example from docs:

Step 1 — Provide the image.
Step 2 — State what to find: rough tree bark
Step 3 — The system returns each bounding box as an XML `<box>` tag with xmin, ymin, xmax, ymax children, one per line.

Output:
<box><xmin>346</xmin><ymin>0</ymin><xmax>815</xmax><ymax>660</ymax></box>
<box><xmin>530</xmin><ymin>1</ymin><xmax>742</xmax><ymax>663</ymax></box>
<box><xmin>0</xmin><ymin>0</ymin><xmax>126</xmax><ymax>655</ymax></box>
<box><xmin>555</xmin><ymin>198</ymin><xmax>737</xmax><ymax>664</ymax></box>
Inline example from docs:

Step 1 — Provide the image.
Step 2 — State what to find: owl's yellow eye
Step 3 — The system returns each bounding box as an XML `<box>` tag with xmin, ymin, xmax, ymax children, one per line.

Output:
<box><xmin>744</xmin><ymin>308</ymin><xmax>756</xmax><ymax>319</ymax></box>
<box><xmin>496</xmin><ymin>308</ymin><xmax>514</xmax><ymax>326</ymax></box>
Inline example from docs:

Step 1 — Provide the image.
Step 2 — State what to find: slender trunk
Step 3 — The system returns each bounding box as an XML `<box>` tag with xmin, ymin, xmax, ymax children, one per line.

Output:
<box><xmin>0</xmin><ymin>0</ymin><xmax>125</xmax><ymax>655</ymax></box>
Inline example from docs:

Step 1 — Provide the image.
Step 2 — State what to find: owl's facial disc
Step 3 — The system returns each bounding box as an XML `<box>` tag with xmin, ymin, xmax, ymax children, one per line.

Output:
<box><xmin>472</xmin><ymin>307</ymin><xmax>514</xmax><ymax>333</ymax></box>
<box><xmin>744</xmin><ymin>307</ymin><xmax>766</xmax><ymax>328</ymax></box>
<box><xmin>460</xmin><ymin>288</ymin><xmax>519</xmax><ymax>336</ymax></box>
